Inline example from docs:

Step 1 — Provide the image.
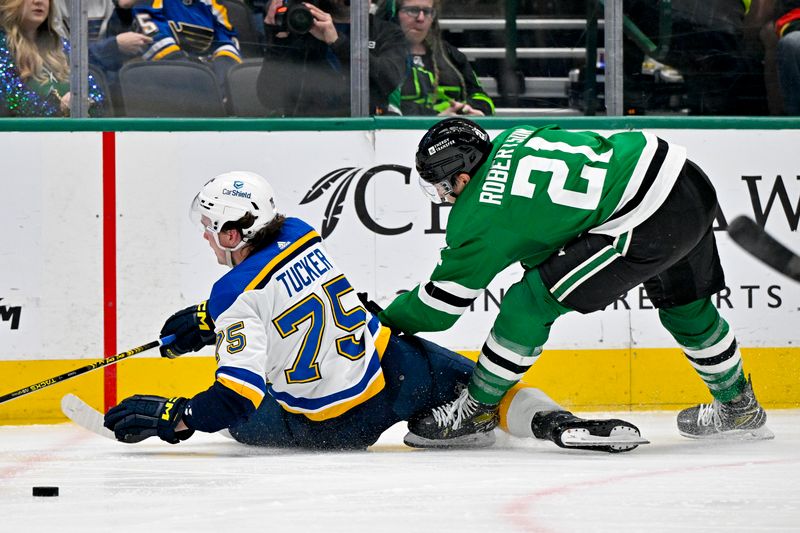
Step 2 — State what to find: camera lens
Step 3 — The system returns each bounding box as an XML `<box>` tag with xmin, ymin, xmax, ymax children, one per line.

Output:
<box><xmin>287</xmin><ymin>5</ymin><xmax>314</xmax><ymax>34</ymax></box>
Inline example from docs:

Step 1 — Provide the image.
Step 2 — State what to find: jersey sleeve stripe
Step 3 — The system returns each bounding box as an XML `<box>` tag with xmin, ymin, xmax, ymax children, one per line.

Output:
<box><xmin>431</xmin><ymin>280</ymin><xmax>482</xmax><ymax>300</ymax></box>
<box><xmin>216</xmin><ymin>375</ymin><xmax>265</xmax><ymax>407</ymax></box>
<box><xmin>418</xmin><ymin>282</ymin><xmax>474</xmax><ymax>315</ymax></box>
<box><xmin>603</xmin><ymin>132</ymin><xmax>658</xmax><ymax>220</ymax></box>
<box><xmin>244</xmin><ymin>231</ymin><xmax>322</xmax><ymax>292</ymax></box>
<box><xmin>592</xmin><ymin>136</ymin><xmax>687</xmax><ymax>236</ymax></box>
<box><xmin>425</xmin><ymin>282</ymin><xmax>475</xmax><ymax>307</ymax></box>
<box><xmin>144</xmin><ymin>39</ymin><xmax>179</xmax><ymax>60</ymax></box>
<box><xmin>604</xmin><ymin>136</ymin><xmax>668</xmax><ymax>223</ymax></box>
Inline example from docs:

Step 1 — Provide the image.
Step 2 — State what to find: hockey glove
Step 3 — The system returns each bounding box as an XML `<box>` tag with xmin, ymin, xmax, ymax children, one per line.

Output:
<box><xmin>104</xmin><ymin>395</ymin><xmax>194</xmax><ymax>444</ymax></box>
<box><xmin>357</xmin><ymin>292</ymin><xmax>384</xmax><ymax>315</ymax></box>
<box><xmin>358</xmin><ymin>292</ymin><xmax>403</xmax><ymax>336</ymax></box>
<box><xmin>159</xmin><ymin>301</ymin><xmax>216</xmax><ymax>358</ymax></box>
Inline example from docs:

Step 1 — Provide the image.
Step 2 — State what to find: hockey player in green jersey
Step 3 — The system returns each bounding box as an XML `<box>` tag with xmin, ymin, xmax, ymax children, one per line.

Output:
<box><xmin>378</xmin><ymin>118</ymin><xmax>773</xmax><ymax>448</ymax></box>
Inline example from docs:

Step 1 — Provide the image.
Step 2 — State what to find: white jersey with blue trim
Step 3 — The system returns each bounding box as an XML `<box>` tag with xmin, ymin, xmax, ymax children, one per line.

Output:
<box><xmin>207</xmin><ymin>217</ymin><xmax>390</xmax><ymax>421</ymax></box>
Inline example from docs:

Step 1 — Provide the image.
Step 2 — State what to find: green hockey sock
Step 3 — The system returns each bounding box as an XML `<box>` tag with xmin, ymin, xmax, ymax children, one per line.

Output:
<box><xmin>659</xmin><ymin>298</ymin><xmax>746</xmax><ymax>403</ymax></box>
<box><xmin>467</xmin><ymin>362</ymin><xmax>519</xmax><ymax>405</ymax></box>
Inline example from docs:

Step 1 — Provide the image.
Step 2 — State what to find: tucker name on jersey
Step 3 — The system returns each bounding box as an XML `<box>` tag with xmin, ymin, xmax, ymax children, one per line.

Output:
<box><xmin>207</xmin><ymin>218</ymin><xmax>390</xmax><ymax>421</ymax></box>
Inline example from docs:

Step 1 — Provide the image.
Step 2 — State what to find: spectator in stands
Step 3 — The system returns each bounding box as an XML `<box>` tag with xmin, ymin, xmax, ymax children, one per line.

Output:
<box><xmin>245</xmin><ymin>0</ymin><xmax>268</xmax><ymax>47</ymax></box>
<box><xmin>57</xmin><ymin>0</ymin><xmax>151</xmax><ymax>115</ymax></box>
<box><xmin>219</xmin><ymin>0</ymin><xmax>264</xmax><ymax>57</ymax></box>
<box><xmin>775</xmin><ymin>0</ymin><xmax>800</xmax><ymax>113</ymax></box>
<box><xmin>0</xmin><ymin>0</ymin><xmax>105</xmax><ymax>116</ymax></box>
<box><xmin>624</xmin><ymin>0</ymin><xmax>773</xmax><ymax>115</ymax></box>
<box><xmin>133</xmin><ymin>0</ymin><xmax>242</xmax><ymax>88</ymax></box>
<box><xmin>257</xmin><ymin>0</ymin><xmax>407</xmax><ymax>116</ymax></box>
<box><xmin>379</xmin><ymin>0</ymin><xmax>494</xmax><ymax>116</ymax></box>
<box><xmin>57</xmin><ymin>0</ymin><xmax>151</xmax><ymax>74</ymax></box>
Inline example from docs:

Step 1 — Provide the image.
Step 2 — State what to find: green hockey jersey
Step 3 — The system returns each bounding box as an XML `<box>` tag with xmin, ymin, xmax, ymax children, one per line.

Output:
<box><xmin>380</xmin><ymin>125</ymin><xmax>687</xmax><ymax>335</ymax></box>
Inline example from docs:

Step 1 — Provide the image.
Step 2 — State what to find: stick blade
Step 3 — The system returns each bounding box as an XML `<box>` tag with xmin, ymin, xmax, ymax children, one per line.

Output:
<box><xmin>727</xmin><ymin>216</ymin><xmax>800</xmax><ymax>282</ymax></box>
<box><xmin>61</xmin><ymin>393</ymin><xmax>116</xmax><ymax>440</ymax></box>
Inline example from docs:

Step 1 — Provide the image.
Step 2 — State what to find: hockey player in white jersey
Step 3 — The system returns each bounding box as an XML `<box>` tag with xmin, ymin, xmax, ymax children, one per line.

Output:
<box><xmin>103</xmin><ymin>170</ymin><xmax>647</xmax><ymax>452</ymax></box>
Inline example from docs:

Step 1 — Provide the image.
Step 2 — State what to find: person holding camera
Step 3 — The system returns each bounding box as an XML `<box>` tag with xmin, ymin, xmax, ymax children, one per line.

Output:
<box><xmin>257</xmin><ymin>0</ymin><xmax>408</xmax><ymax>116</ymax></box>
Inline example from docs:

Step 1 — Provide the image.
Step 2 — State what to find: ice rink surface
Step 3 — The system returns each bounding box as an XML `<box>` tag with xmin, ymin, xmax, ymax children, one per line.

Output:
<box><xmin>2</xmin><ymin>410</ymin><xmax>799</xmax><ymax>533</ymax></box>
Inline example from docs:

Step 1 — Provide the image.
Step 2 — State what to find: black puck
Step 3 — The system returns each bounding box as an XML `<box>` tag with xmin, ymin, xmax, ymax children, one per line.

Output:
<box><xmin>32</xmin><ymin>486</ymin><xmax>59</xmax><ymax>497</ymax></box>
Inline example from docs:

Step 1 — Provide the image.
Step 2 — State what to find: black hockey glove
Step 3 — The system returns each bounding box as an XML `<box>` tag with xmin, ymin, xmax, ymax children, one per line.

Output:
<box><xmin>103</xmin><ymin>395</ymin><xmax>194</xmax><ymax>444</ymax></box>
<box><xmin>358</xmin><ymin>292</ymin><xmax>405</xmax><ymax>336</ymax></box>
<box><xmin>357</xmin><ymin>292</ymin><xmax>384</xmax><ymax>315</ymax></box>
<box><xmin>159</xmin><ymin>301</ymin><xmax>216</xmax><ymax>358</ymax></box>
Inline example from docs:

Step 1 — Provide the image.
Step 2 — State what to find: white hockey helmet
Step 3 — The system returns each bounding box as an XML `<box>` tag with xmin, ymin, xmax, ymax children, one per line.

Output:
<box><xmin>191</xmin><ymin>171</ymin><xmax>278</xmax><ymax>254</ymax></box>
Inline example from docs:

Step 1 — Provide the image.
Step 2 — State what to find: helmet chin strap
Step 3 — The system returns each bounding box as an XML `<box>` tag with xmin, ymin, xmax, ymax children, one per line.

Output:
<box><xmin>223</xmin><ymin>250</ymin><xmax>235</xmax><ymax>269</ymax></box>
<box><xmin>210</xmin><ymin>232</ymin><xmax>248</xmax><ymax>268</ymax></box>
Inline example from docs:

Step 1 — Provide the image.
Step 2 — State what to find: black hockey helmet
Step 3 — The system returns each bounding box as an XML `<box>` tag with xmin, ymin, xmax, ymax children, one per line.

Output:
<box><xmin>415</xmin><ymin>118</ymin><xmax>493</xmax><ymax>190</ymax></box>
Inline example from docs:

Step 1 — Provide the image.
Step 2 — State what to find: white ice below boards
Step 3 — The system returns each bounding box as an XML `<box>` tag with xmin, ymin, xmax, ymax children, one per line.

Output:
<box><xmin>1</xmin><ymin>407</ymin><xmax>799</xmax><ymax>532</ymax></box>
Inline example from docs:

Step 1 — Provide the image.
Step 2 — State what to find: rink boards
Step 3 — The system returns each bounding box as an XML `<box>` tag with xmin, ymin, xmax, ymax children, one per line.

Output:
<box><xmin>1</xmin><ymin>118</ymin><xmax>798</xmax><ymax>423</ymax></box>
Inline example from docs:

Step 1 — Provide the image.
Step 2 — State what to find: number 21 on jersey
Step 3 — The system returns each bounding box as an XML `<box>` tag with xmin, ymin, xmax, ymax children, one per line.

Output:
<box><xmin>511</xmin><ymin>136</ymin><xmax>612</xmax><ymax>210</ymax></box>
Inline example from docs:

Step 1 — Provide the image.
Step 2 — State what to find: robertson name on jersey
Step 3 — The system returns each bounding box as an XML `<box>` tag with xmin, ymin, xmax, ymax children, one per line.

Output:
<box><xmin>381</xmin><ymin>124</ymin><xmax>687</xmax><ymax>334</ymax></box>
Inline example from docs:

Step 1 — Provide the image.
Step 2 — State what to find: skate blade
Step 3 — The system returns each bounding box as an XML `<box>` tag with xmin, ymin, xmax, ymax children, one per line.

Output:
<box><xmin>560</xmin><ymin>426</ymin><xmax>649</xmax><ymax>452</ymax></box>
<box><xmin>679</xmin><ymin>425</ymin><xmax>775</xmax><ymax>441</ymax></box>
<box><xmin>403</xmin><ymin>430</ymin><xmax>496</xmax><ymax>449</ymax></box>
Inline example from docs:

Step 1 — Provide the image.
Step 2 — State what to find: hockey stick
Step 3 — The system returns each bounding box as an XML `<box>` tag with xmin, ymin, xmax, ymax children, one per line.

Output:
<box><xmin>727</xmin><ymin>216</ymin><xmax>800</xmax><ymax>283</ymax></box>
<box><xmin>61</xmin><ymin>393</ymin><xmax>115</xmax><ymax>440</ymax></box>
<box><xmin>0</xmin><ymin>335</ymin><xmax>175</xmax><ymax>405</ymax></box>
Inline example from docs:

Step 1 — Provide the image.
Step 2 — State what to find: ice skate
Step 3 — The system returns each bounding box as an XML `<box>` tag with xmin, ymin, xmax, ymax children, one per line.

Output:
<box><xmin>404</xmin><ymin>388</ymin><xmax>499</xmax><ymax>449</ymax></box>
<box><xmin>531</xmin><ymin>410</ymin><xmax>648</xmax><ymax>453</ymax></box>
<box><xmin>677</xmin><ymin>375</ymin><xmax>774</xmax><ymax>440</ymax></box>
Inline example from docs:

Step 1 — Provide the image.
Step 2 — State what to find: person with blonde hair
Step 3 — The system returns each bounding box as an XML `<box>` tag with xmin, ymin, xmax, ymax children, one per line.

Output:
<box><xmin>0</xmin><ymin>0</ymin><xmax>104</xmax><ymax>116</ymax></box>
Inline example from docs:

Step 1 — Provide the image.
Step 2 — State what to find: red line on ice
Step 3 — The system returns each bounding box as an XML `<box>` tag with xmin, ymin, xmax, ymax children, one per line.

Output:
<box><xmin>502</xmin><ymin>456</ymin><xmax>799</xmax><ymax>532</ymax></box>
